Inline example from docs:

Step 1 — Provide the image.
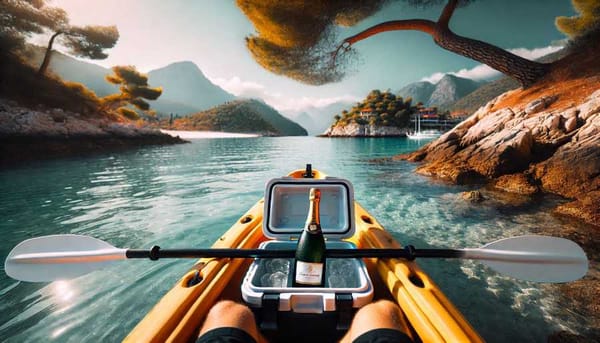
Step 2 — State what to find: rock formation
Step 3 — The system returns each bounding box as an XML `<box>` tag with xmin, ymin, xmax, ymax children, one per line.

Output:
<box><xmin>396</xmin><ymin>89</ymin><xmax>600</xmax><ymax>227</ymax></box>
<box><xmin>323</xmin><ymin>123</ymin><xmax>407</xmax><ymax>137</ymax></box>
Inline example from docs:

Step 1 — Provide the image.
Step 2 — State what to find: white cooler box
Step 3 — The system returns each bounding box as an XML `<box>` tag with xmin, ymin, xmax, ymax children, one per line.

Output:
<box><xmin>241</xmin><ymin>175</ymin><xmax>374</xmax><ymax>340</ymax></box>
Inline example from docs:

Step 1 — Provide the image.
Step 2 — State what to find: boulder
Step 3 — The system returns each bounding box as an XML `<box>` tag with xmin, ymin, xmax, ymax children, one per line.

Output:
<box><xmin>461</xmin><ymin>190</ymin><xmax>485</xmax><ymax>203</ymax></box>
<box><xmin>494</xmin><ymin>173</ymin><xmax>539</xmax><ymax>195</ymax></box>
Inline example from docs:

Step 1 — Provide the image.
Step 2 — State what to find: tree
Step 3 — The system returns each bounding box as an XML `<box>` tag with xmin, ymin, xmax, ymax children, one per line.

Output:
<box><xmin>0</xmin><ymin>0</ymin><xmax>68</xmax><ymax>52</ymax></box>
<box><xmin>237</xmin><ymin>0</ymin><xmax>550</xmax><ymax>87</ymax></box>
<box><xmin>102</xmin><ymin>66</ymin><xmax>162</xmax><ymax>119</ymax></box>
<box><xmin>556</xmin><ymin>0</ymin><xmax>600</xmax><ymax>38</ymax></box>
<box><xmin>0</xmin><ymin>0</ymin><xmax>118</xmax><ymax>76</ymax></box>
<box><xmin>38</xmin><ymin>24</ymin><xmax>119</xmax><ymax>76</ymax></box>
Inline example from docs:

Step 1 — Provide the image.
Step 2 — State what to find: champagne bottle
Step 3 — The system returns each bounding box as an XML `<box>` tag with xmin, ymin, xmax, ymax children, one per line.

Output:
<box><xmin>293</xmin><ymin>188</ymin><xmax>326</xmax><ymax>287</ymax></box>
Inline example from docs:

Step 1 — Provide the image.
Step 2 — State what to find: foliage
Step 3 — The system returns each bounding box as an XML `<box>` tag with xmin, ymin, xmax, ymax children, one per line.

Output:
<box><xmin>556</xmin><ymin>0</ymin><xmax>600</xmax><ymax>38</ymax></box>
<box><xmin>0</xmin><ymin>0</ymin><xmax>119</xmax><ymax>75</ymax></box>
<box><xmin>0</xmin><ymin>0</ymin><xmax>67</xmax><ymax>52</ymax></box>
<box><xmin>102</xmin><ymin>66</ymin><xmax>162</xmax><ymax>119</ymax></box>
<box><xmin>333</xmin><ymin>89</ymin><xmax>416</xmax><ymax>127</ymax></box>
<box><xmin>169</xmin><ymin>99</ymin><xmax>307</xmax><ymax>136</ymax></box>
<box><xmin>0</xmin><ymin>53</ymin><xmax>100</xmax><ymax>114</ymax></box>
<box><xmin>237</xmin><ymin>0</ymin><xmax>389</xmax><ymax>85</ymax></box>
<box><xmin>60</xmin><ymin>25</ymin><xmax>119</xmax><ymax>60</ymax></box>
<box><xmin>118</xmin><ymin>107</ymin><xmax>140</xmax><ymax>120</ymax></box>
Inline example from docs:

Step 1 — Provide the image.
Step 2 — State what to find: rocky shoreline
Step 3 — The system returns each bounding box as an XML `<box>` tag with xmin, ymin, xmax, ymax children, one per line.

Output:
<box><xmin>0</xmin><ymin>98</ymin><xmax>186</xmax><ymax>166</ymax></box>
<box><xmin>396</xmin><ymin>88</ymin><xmax>600</xmax><ymax>228</ymax></box>
<box><xmin>396</xmin><ymin>87</ymin><xmax>600</xmax><ymax>342</ymax></box>
<box><xmin>322</xmin><ymin>123</ymin><xmax>407</xmax><ymax>137</ymax></box>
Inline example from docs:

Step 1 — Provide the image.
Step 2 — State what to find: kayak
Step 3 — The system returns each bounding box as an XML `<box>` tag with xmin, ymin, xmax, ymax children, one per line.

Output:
<box><xmin>124</xmin><ymin>168</ymin><xmax>483</xmax><ymax>343</ymax></box>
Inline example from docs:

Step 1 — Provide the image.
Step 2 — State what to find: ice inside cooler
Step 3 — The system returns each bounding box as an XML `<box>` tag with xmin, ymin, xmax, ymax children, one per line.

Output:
<box><xmin>248</xmin><ymin>241</ymin><xmax>367</xmax><ymax>289</ymax></box>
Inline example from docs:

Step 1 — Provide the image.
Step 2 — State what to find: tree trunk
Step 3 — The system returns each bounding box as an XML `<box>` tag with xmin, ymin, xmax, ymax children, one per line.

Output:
<box><xmin>37</xmin><ymin>31</ymin><xmax>63</xmax><ymax>77</ymax></box>
<box><xmin>433</xmin><ymin>28</ymin><xmax>549</xmax><ymax>88</ymax></box>
<box><xmin>339</xmin><ymin>0</ymin><xmax>551</xmax><ymax>88</ymax></box>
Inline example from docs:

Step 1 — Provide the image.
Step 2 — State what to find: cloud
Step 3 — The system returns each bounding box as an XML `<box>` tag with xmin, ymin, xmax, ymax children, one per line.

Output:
<box><xmin>212</xmin><ymin>76</ymin><xmax>266</xmax><ymax>97</ymax></box>
<box><xmin>211</xmin><ymin>76</ymin><xmax>359</xmax><ymax>112</ymax></box>
<box><xmin>420</xmin><ymin>45</ymin><xmax>564</xmax><ymax>83</ymax></box>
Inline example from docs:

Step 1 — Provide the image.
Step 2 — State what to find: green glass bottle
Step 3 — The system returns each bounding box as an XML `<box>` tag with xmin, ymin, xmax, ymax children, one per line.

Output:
<box><xmin>293</xmin><ymin>188</ymin><xmax>326</xmax><ymax>287</ymax></box>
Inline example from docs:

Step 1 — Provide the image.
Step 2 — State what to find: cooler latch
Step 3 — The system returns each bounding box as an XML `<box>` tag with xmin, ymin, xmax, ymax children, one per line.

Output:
<box><xmin>335</xmin><ymin>293</ymin><xmax>354</xmax><ymax>331</ymax></box>
<box><xmin>260</xmin><ymin>293</ymin><xmax>280</xmax><ymax>331</ymax></box>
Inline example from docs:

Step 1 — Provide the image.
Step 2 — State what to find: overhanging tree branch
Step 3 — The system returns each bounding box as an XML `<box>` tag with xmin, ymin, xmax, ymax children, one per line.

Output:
<box><xmin>334</xmin><ymin>0</ymin><xmax>549</xmax><ymax>87</ymax></box>
<box><xmin>438</xmin><ymin>0</ymin><xmax>458</xmax><ymax>28</ymax></box>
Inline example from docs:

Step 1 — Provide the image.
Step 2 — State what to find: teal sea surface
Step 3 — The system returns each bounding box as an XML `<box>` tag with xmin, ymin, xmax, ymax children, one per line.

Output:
<box><xmin>0</xmin><ymin>137</ymin><xmax>589</xmax><ymax>342</ymax></box>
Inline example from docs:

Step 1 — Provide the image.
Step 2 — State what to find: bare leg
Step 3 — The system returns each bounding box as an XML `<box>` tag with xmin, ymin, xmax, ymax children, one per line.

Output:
<box><xmin>339</xmin><ymin>300</ymin><xmax>412</xmax><ymax>343</ymax></box>
<box><xmin>199</xmin><ymin>300</ymin><xmax>265</xmax><ymax>342</ymax></box>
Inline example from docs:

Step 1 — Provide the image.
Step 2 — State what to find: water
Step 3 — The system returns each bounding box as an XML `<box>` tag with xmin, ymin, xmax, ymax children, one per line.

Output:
<box><xmin>0</xmin><ymin>137</ymin><xmax>591</xmax><ymax>342</ymax></box>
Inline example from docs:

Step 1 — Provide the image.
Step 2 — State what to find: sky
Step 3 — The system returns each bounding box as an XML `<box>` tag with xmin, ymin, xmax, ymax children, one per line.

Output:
<box><xmin>48</xmin><ymin>0</ymin><xmax>575</xmax><ymax>113</ymax></box>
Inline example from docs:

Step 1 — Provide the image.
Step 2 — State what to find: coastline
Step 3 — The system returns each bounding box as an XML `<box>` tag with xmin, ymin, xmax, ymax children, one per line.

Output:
<box><xmin>160</xmin><ymin>129</ymin><xmax>260</xmax><ymax>139</ymax></box>
<box><xmin>0</xmin><ymin>98</ymin><xmax>186</xmax><ymax>167</ymax></box>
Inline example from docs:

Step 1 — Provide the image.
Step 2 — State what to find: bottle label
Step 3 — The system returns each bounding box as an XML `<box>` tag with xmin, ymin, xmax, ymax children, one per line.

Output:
<box><xmin>295</xmin><ymin>261</ymin><xmax>324</xmax><ymax>285</ymax></box>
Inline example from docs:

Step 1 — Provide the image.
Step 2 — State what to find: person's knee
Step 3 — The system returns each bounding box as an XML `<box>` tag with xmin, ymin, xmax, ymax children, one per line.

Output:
<box><xmin>206</xmin><ymin>300</ymin><xmax>254</xmax><ymax>321</ymax></box>
<box><xmin>201</xmin><ymin>300</ymin><xmax>258</xmax><ymax>337</ymax></box>
<box><xmin>354</xmin><ymin>300</ymin><xmax>402</xmax><ymax>324</ymax></box>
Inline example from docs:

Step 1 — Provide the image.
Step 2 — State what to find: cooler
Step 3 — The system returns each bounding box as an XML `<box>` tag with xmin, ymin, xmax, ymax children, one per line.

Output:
<box><xmin>241</xmin><ymin>174</ymin><xmax>374</xmax><ymax>340</ymax></box>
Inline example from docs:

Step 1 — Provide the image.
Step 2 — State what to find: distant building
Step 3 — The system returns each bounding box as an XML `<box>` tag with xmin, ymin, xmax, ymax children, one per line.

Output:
<box><xmin>450</xmin><ymin>110</ymin><xmax>469</xmax><ymax>119</ymax></box>
<box><xmin>359</xmin><ymin>108</ymin><xmax>376</xmax><ymax>118</ymax></box>
<box><xmin>418</xmin><ymin>107</ymin><xmax>438</xmax><ymax>119</ymax></box>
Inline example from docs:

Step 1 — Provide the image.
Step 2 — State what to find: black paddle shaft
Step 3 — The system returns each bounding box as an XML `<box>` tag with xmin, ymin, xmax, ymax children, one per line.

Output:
<box><xmin>125</xmin><ymin>246</ymin><xmax>464</xmax><ymax>261</ymax></box>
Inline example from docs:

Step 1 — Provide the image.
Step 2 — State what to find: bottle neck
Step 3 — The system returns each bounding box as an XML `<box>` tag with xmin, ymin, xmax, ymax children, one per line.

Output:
<box><xmin>305</xmin><ymin>188</ymin><xmax>321</xmax><ymax>232</ymax></box>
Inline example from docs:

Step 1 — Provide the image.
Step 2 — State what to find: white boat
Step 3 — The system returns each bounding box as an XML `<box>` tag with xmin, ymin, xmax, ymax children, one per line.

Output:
<box><xmin>407</xmin><ymin>113</ymin><xmax>442</xmax><ymax>139</ymax></box>
<box><xmin>407</xmin><ymin>130</ymin><xmax>442</xmax><ymax>139</ymax></box>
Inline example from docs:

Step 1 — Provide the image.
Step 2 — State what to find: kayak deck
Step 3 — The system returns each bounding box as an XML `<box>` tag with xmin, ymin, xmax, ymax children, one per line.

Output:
<box><xmin>124</xmin><ymin>170</ymin><xmax>483</xmax><ymax>343</ymax></box>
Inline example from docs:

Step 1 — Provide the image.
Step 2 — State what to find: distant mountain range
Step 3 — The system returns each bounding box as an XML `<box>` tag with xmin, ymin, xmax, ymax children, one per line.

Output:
<box><xmin>147</xmin><ymin>61</ymin><xmax>235</xmax><ymax>115</ymax></box>
<box><xmin>397</xmin><ymin>74</ymin><xmax>487</xmax><ymax>109</ymax></box>
<box><xmin>283</xmin><ymin>101</ymin><xmax>354</xmax><ymax>135</ymax></box>
<box><xmin>171</xmin><ymin>99</ymin><xmax>307</xmax><ymax>136</ymax></box>
<box><xmin>26</xmin><ymin>47</ymin><xmax>236</xmax><ymax>116</ymax></box>
<box><xmin>24</xmin><ymin>46</ymin><xmax>310</xmax><ymax>135</ymax></box>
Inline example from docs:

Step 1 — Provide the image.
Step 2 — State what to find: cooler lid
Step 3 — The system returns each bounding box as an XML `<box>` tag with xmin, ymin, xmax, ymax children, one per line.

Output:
<box><xmin>263</xmin><ymin>176</ymin><xmax>355</xmax><ymax>240</ymax></box>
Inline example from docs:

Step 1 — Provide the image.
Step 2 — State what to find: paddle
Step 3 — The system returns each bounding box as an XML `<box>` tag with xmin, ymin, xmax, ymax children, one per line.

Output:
<box><xmin>4</xmin><ymin>234</ymin><xmax>588</xmax><ymax>283</ymax></box>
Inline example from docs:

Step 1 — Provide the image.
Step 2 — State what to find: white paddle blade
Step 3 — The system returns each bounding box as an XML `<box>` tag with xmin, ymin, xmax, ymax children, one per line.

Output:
<box><xmin>464</xmin><ymin>235</ymin><xmax>588</xmax><ymax>283</ymax></box>
<box><xmin>5</xmin><ymin>234</ymin><xmax>126</xmax><ymax>282</ymax></box>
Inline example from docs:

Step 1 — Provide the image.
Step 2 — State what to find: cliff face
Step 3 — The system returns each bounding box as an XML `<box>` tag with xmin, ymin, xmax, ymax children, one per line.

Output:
<box><xmin>323</xmin><ymin>123</ymin><xmax>407</xmax><ymax>137</ymax></box>
<box><xmin>397</xmin><ymin>88</ymin><xmax>600</xmax><ymax>227</ymax></box>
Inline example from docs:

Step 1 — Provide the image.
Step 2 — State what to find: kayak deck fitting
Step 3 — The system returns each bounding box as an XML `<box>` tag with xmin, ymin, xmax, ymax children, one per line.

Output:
<box><xmin>124</xmin><ymin>168</ymin><xmax>483</xmax><ymax>343</ymax></box>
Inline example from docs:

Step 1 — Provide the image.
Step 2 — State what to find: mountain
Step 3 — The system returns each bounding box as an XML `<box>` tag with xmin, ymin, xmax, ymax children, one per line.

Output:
<box><xmin>25</xmin><ymin>46</ymin><xmax>118</xmax><ymax>96</ymax></box>
<box><xmin>428</xmin><ymin>75</ymin><xmax>483</xmax><ymax>107</ymax></box>
<box><xmin>283</xmin><ymin>101</ymin><xmax>354</xmax><ymax>135</ymax></box>
<box><xmin>170</xmin><ymin>99</ymin><xmax>307</xmax><ymax>136</ymax></box>
<box><xmin>449</xmin><ymin>76</ymin><xmax>520</xmax><ymax>113</ymax></box>
<box><xmin>24</xmin><ymin>47</ymin><xmax>235</xmax><ymax>116</ymax></box>
<box><xmin>449</xmin><ymin>49</ymin><xmax>569</xmax><ymax>114</ymax></box>
<box><xmin>397</xmin><ymin>74</ymin><xmax>486</xmax><ymax>109</ymax></box>
<box><xmin>396</xmin><ymin>81</ymin><xmax>436</xmax><ymax>106</ymax></box>
<box><xmin>147</xmin><ymin>61</ymin><xmax>235</xmax><ymax>115</ymax></box>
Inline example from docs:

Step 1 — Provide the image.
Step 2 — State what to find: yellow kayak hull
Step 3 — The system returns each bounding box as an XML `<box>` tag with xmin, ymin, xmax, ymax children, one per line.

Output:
<box><xmin>124</xmin><ymin>169</ymin><xmax>483</xmax><ymax>342</ymax></box>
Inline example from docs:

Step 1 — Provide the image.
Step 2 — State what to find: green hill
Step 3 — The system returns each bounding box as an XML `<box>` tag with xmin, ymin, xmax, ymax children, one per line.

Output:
<box><xmin>170</xmin><ymin>99</ymin><xmax>307</xmax><ymax>136</ymax></box>
<box><xmin>332</xmin><ymin>89</ymin><xmax>416</xmax><ymax>128</ymax></box>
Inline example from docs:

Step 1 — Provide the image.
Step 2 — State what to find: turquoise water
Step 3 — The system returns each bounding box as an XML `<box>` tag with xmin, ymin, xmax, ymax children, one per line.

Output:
<box><xmin>0</xmin><ymin>137</ymin><xmax>589</xmax><ymax>342</ymax></box>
